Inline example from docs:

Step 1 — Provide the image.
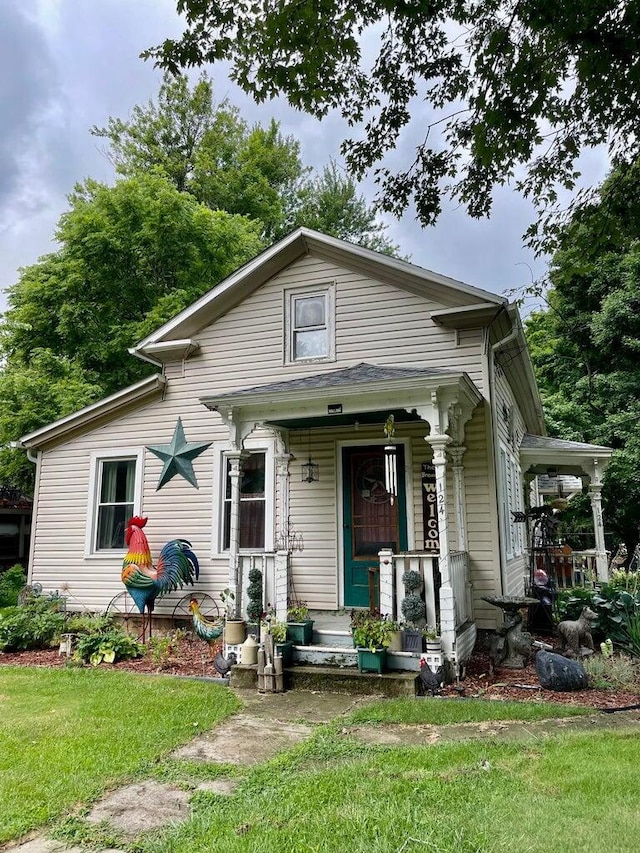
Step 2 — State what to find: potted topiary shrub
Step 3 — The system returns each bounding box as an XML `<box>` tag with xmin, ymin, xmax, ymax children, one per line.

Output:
<box><xmin>286</xmin><ymin>602</ymin><xmax>314</xmax><ymax>645</ymax></box>
<box><xmin>246</xmin><ymin>567</ymin><xmax>263</xmax><ymax>638</ymax></box>
<box><xmin>352</xmin><ymin>613</ymin><xmax>394</xmax><ymax>673</ymax></box>
<box><xmin>401</xmin><ymin>569</ymin><xmax>426</xmax><ymax>653</ymax></box>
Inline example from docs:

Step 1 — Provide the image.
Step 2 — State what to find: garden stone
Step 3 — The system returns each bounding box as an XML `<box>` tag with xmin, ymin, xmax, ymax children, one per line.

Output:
<box><xmin>535</xmin><ymin>650</ymin><xmax>588</xmax><ymax>691</ymax></box>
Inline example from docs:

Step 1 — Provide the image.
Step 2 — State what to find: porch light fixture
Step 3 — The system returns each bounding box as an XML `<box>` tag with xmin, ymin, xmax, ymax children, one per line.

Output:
<box><xmin>383</xmin><ymin>414</ymin><xmax>397</xmax><ymax>505</ymax></box>
<box><xmin>301</xmin><ymin>430</ymin><xmax>319</xmax><ymax>483</ymax></box>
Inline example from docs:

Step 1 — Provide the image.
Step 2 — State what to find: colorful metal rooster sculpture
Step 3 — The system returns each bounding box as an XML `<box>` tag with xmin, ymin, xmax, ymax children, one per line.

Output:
<box><xmin>189</xmin><ymin>597</ymin><xmax>224</xmax><ymax>651</ymax></box>
<box><xmin>121</xmin><ymin>516</ymin><xmax>199</xmax><ymax>640</ymax></box>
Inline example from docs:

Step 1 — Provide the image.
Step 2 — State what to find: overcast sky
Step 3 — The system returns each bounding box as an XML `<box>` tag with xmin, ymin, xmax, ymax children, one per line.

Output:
<box><xmin>1</xmin><ymin>0</ymin><xmax>610</xmax><ymax>315</ymax></box>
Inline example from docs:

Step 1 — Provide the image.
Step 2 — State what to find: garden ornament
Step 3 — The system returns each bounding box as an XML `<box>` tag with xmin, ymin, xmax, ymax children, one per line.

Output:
<box><xmin>557</xmin><ymin>607</ymin><xmax>597</xmax><ymax>658</ymax></box>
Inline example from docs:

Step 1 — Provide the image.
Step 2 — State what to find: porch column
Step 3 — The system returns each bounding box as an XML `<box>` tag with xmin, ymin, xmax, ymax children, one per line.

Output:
<box><xmin>589</xmin><ymin>482</ymin><xmax>608</xmax><ymax>582</ymax></box>
<box><xmin>227</xmin><ymin>451</ymin><xmax>248</xmax><ymax>611</ymax></box>
<box><xmin>428</xmin><ymin>434</ymin><xmax>455</xmax><ymax>660</ymax></box>
<box><xmin>448</xmin><ymin>445</ymin><xmax>467</xmax><ymax>553</ymax></box>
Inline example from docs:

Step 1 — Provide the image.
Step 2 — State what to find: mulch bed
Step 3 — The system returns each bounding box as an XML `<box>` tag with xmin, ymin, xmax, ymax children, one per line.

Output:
<box><xmin>2</xmin><ymin>639</ymin><xmax>639</xmax><ymax>712</ymax></box>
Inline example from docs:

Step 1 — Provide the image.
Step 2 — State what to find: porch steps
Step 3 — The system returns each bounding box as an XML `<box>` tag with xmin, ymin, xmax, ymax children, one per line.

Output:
<box><xmin>294</xmin><ymin>643</ymin><xmax>421</xmax><ymax>672</ymax></box>
<box><xmin>231</xmin><ymin>663</ymin><xmax>419</xmax><ymax>697</ymax></box>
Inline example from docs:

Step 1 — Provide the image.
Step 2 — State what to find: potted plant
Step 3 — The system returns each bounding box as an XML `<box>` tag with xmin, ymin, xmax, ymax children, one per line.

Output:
<box><xmin>286</xmin><ymin>602</ymin><xmax>314</xmax><ymax>645</ymax></box>
<box><xmin>386</xmin><ymin>618</ymin><xmax>403</xmax><ymax>652</ymax></box>
<box><xmin>400</xmin><ymin>569</ymin><xmax>426</xmax><ymax>652</ymax></box>
<box><xmin>220</xmin><ymin>588</ymin><xmax>246</xmax><ymax>645</ymax></box>
<box><xmin>267</xmin><ymin>618</ymin><xmax>294</xmax><ymax>665</ymax></box>
<box><xmin>246</xmin><ymin>567</ymin><xmax>263</xmax><ymax>638</ymax></box>
<box><xmin>352</xmin><ymin>613</ymin><xmax>394</xmax><ymax>673</ymax></box>
<box><xmin>423</xmin><ymin>625</ymin><xmax>442</xmax><ymax>654</ymax></box>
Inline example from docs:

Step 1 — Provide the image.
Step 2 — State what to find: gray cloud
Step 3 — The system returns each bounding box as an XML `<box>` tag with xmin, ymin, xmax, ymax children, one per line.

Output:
<box><xmin>0</xmin><ymin>0</ymin><xmax>608</xmax><ymax>306</ymax></box>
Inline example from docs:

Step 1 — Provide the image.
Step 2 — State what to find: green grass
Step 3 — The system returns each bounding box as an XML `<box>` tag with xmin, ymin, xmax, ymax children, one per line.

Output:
<box><xmin>346</xmin><ymin>697</ymin><xmax>591</xmax><ymax>725</ymax></box>
<box><xmin>138</xmin><ymin>727</ymin><xmax>640</xmax><ymax>853</ymax></box>
<box><xmin>0</xmin><ymin>666</ymin><xmax>240</xmax><ymax>843</ymax></box>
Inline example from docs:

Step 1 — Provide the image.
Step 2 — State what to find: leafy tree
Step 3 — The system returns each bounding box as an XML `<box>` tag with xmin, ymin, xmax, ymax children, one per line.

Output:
<box><xmin>92</xmin><ymin>74</ymin><xmax>304</xmax><ymax>239</ymax></box>
<box><xmin>92</xmin><ymin>73</ymin><xmax>396</xmax><ymax>249</ymax></box>
<box><xmin>525</xmin><ymin>161</ymin><xmax>640</xmax><ymax>554</ymax></box>
<box><xmin>146</xmin><ymin>1</ymin><xmax>640</xmax><ymax>247</ymax></box>
<box><xmin>286</xmin><ymin>160</ymin><xmax>398</xmax><ymax>254</ymax></box>
<box><xmin>0</xmin><ymin>175</ymin><xmax>262</xmax><ymax>491</ymax></box>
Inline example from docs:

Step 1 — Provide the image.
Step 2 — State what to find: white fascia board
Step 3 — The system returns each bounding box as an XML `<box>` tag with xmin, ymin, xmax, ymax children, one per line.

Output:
<box><xmin>132</xmin><ymin>228</ymin><xmax>507</xmax><ymax>357</ymax></box>
<box><xmin>18</xmin><ymin>374</ymin><xmax>166</xmax><ymax>449</ymax></box>
<box><xmin>202</xmin><ymin>372</ymin><xmax>482</xmax><ymax>422</ymax></box>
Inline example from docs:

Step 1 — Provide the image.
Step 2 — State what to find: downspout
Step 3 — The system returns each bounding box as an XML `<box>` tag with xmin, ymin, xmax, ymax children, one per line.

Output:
<box><xmin>487</xmin><ymin>307</ymin><xmax>519</xmax><ymax>597</ymax></box>
<box><xmin>17</xmin><ymin>443</ymin><xmax>40</xmax><ymax>583</ymax></box>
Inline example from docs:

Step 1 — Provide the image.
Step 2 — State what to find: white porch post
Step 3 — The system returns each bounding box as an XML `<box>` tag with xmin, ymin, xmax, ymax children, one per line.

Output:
<box><xmin>589</xmin><ymin>485</ymin><xmax>608</xmax><ymax>581</ymax></box>
<box><xmin>428</xmin><ymin>434</ymin><xmax>456</xmax><ymax>660</ymax></box>
<box><xmin>226</xmin><ymin>451</ymin><xmax>247</xmax><ymax>612</ymax></box>
<box><xmin>272</xmin><ymin>429</ymin><xmax>292</xmax><ymax>620</ymax></box>
<box><xmin>449</xmin><ymin>444</ymin><xmax>467</xmax><ymax>553</ymax></box>
<box><xmin>583</xmin><ymin>457</ymin><xmax>608</xmax><ymax>582</ymax></box>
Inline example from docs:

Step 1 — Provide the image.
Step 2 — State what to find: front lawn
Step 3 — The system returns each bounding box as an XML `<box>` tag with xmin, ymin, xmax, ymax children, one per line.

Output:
<box><xmin>0</xmin><ymin>667</ymin><xmax>239</xmax><ymax>843</ymax></box>
<box><xmin>140</xmin><ymin>726</ymin><xmax>640</xmax><ymax>853</ymax></box>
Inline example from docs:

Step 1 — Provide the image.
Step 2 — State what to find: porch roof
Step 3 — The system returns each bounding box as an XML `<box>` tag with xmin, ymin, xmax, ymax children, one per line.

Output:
<box><xmin>519</xmin><ymin>433</ymin><xmax>613</xmax><ymax>481</ymax></box>
<box><xmin>201</xmin><ymin>362</ymin><xmax>482</xmax><ymax>437</ymax></box>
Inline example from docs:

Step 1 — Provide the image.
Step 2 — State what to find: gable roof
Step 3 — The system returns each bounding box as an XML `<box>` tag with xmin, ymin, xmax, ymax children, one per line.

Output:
<box><xmin>17</xmin><ymin>374</ymin><xmax>166</xmax><ymax>450</ymax></box>
<box><xmin>131</xmin><ymin>227</ymin><xmax>507</xmax><ymax>361</ymax></box>
<box><xmin>206</xmin><ymin>362</ymin><xmax>457</xmax><ymax>402</ymax></box>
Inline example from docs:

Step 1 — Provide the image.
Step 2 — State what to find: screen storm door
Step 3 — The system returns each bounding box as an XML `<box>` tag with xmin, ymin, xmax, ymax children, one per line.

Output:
<box><xmin>342</xmin><ymin>445</ymin><xmax>408</xmax><ymax>608</ymax></box>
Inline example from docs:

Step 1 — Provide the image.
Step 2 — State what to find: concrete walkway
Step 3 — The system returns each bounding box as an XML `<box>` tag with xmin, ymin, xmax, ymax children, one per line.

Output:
<box><xmin>5</xmin><ymin>690</ymin><xmax>640</xmax><ymax>853</ymax></box>
<box><xmin>2</xmin><ymin>690</ymin><xmax>373</xmax><ymax>853</ymax></box>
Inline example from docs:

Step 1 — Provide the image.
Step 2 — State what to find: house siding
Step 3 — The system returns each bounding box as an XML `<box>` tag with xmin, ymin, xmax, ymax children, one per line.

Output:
<box><xmin>29</xmin><ymin>251</ymin><xmax>500</xmax><ymax>616</ymax></box>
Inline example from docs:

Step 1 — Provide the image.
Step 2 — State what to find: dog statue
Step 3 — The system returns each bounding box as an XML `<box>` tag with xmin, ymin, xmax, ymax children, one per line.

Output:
<box><xmin>557</xmin><ymin>607</ymin><xmax>597</xmax><ymax>658</ymax></box>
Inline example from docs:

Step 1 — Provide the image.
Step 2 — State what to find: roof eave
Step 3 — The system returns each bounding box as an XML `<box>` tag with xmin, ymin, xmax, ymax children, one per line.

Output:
<box><xmin>17</xmin><ymin>374</ymin><xmax>166</xmax><ymax>450</ymax></box>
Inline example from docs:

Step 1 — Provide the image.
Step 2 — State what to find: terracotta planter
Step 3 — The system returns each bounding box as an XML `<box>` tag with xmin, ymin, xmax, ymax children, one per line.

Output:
<box><xmin>224</xmin><ymin>620</ymin><xmax>246</xmax><ymax>645</ymax></box>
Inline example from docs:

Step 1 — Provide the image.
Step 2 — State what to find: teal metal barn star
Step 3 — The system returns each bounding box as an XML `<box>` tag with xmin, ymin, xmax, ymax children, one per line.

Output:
<box><xmin>147</xmin><ymin>418</ymin><xmax>211</xmax><ymax>490</ymax></box>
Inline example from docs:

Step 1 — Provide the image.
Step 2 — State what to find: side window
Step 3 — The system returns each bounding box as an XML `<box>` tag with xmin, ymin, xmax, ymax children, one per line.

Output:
<box><xmin>285</xmin><ymin>285</ymin><xmax>335</xmax><ymax>363</ymax></box>
<box><xmin>96</xmin><ymin>458</ymin><xmax>136</xmax><ymax>550</ymax></box>
<box><xmin>86</xmin><ymin>449</ymin><xmax>142</xmax><ymax>555</ymax></box>
<box><xmin>223</xmin><ymin>452</ymin><xmax>266</xmax><ymax>550</ymax></box>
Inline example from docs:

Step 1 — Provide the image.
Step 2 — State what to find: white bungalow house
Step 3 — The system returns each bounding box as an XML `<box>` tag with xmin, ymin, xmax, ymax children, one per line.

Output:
<box><xmin>17</xmin><ymin>228</ymin><xmax>612</xmax><ymax>671</ymax></box>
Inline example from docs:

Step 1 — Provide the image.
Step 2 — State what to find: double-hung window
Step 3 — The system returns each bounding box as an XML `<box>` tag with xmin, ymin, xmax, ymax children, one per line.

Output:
<box><xmin>87</xmin><ymin>449</ymin><xmax>142</xmax><ymax>554</ymax></box>
<box><xmin>223</xmin><ymin>452</ymin><xmax>266</xmax><ymax>550</ymax></box>
<box><xmin>286</xmin><ymin>285</ymin><xmax>335</xmax><ymax>363</ymax></box>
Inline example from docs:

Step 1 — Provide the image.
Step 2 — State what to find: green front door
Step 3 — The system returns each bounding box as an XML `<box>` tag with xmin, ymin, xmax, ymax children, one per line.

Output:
<box><xmin>342</xmin><ymin>445</ymin><xmax>408</xmax><ymax>608</ymax></box>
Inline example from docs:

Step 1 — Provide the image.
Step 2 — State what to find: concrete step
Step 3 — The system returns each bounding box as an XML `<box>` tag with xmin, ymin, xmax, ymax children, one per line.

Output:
<box><xmin>311</xmin><ymin>628</ymin><xmax>352</xmax><ymax>648</ymax></box>
<box><xmin>293</xmin><ymin>644</ymin><xmax>421</xmax><ymax>672</ymax></box>
<box><xmin>231</xmin><ymin>663</ymin><xmax>419</xmax><ymax>696</ymax></box>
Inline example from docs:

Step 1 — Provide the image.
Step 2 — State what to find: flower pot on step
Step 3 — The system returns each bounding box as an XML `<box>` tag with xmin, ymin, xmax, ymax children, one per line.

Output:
<box><xmin>388</xmin><ymin>630</ymin><xmax>403</xmax><ymax>652</ymax></box>
<box><xmin>402</xmin><ymin>628</ymin><xmax>423</xmax><ymax>653</ymax></box>
<box><xmin>357</xmin><ymin>647</ymin><xmax>387</xmax><ymax>673</ymax></box>
<box><xmin>286</xmin><ymin>619</ymin><xmax>314</xmax><ymax>645</ymax></box>
<box><xmin>224</xmin><ymin>619</ymin><xmax>246</xmax><ymax>645</ymax></box>
<box><xmin>275</xmin><ymin>640</ymin><xmax>294</xmax><ymax>666</ymax></box>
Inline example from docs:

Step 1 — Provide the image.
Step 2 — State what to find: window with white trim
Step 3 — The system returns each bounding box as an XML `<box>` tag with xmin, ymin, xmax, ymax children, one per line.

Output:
<box><xmin>86</xmin><ymin>449</ymin><xmax>143</xmax><ymax>554</ymax></box>
<box><xmin>285</xmin><ymin>285</ymin><xmax>335</xmax><ymax>363</ymax></box>
<box><xmin>499</xmin><ymin>443</ymin><xmax>525</xmax><ymax>560</ymax></box>
<box><xmin>223</xmin><ymin>451</ymin><xmax>266</xmax><ymax>550</ymax></box>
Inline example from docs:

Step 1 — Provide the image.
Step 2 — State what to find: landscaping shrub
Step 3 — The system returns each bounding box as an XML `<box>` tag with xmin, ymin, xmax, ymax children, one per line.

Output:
<box><xmin>583</xmin><ymin>653</ymin><xmax>640</xmax><ymax>692</ymax></box>
<box><xmin>0</xmin><ymin>565</ymin><xmax>27</xmax><ymax>607</ymax></box>
<box><xmin>74</xmin><ymin>628</ymin><xmax>143</xmax><ymax>666</ymax></box>
<box><xmin>0</xmin><ymin>597</ymin><xmax>66</xmax><ymax>651</ymax></box>
<box><xmin>66</xmin><ymin>613</ymin><xmax>114</xmax><ymax>635</ymax></box>
<box><xmin>554</xmin><ymin>584</ymin><xmax>640</xmax><ymax>656</ymax></box>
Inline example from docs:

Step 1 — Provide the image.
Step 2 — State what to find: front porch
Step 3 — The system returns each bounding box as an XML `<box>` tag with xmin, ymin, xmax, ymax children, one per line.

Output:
<box><xmin>235</xmin><ymin>547</ymin><xmax>476</xmax><ymax>679</ymax></box>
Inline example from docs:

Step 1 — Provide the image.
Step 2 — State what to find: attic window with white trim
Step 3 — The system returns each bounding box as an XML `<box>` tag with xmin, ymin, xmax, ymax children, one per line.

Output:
<box><xmin>286</xmin><ymin>285</ymin><xmax>335</xmax><ymax>363</ymax></box>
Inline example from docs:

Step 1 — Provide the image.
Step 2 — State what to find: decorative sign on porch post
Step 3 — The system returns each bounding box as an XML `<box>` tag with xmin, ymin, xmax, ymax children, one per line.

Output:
<box><xmin>422</xmin><ymin>462</ymin><xmax>440</xmax><ymax>552</ymax></box>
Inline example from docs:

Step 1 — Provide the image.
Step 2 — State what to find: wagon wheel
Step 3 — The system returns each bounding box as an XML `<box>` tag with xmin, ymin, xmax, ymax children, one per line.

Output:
<box><xmin>172</xmin><ymin>592</ymin><xmax>219</xmax><ymax>637</ymax></box>
<box><xmin>105</xmin><ymin>590</ymin><xmax>143</xmax><ymax>638</ymax></box>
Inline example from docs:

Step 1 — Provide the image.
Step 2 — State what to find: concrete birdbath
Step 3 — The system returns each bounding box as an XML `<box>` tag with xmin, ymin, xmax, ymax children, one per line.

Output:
<box><xmin>482</xmin><ymin>595</ymin><xmax>539</xmax><ymax>668</ymax></box>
